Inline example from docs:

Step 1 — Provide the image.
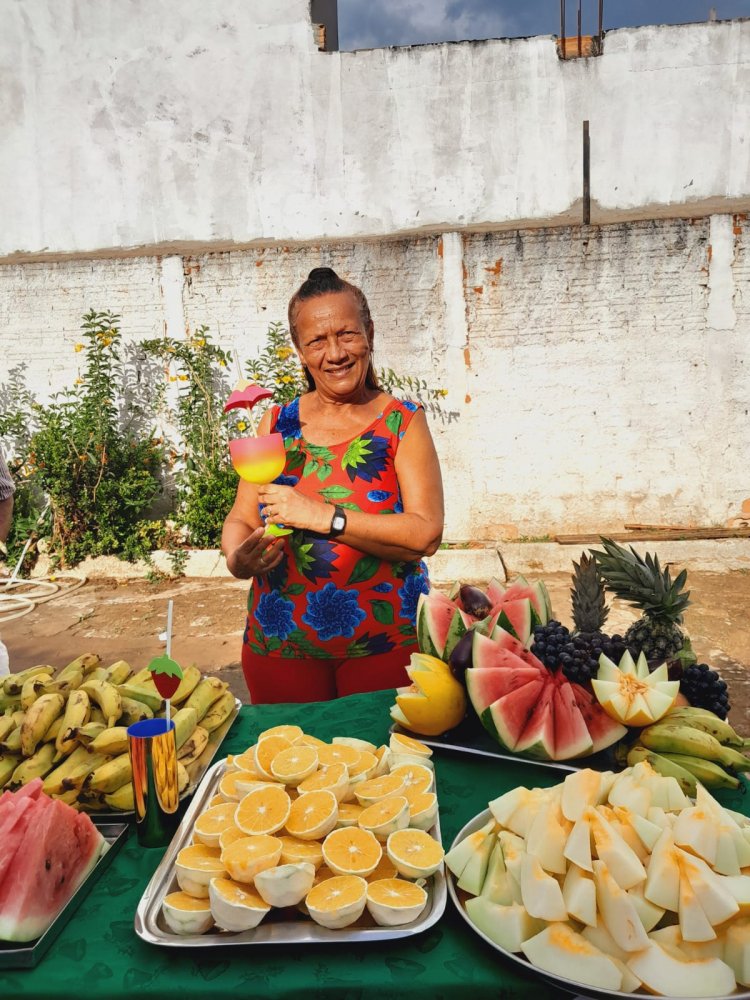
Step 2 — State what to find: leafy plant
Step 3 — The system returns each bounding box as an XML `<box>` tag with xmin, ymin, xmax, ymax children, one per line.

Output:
<box><xmin>141</xmin><ymin>327</ymin><xmax>235</xmax><ymax>548</ymax></box>
<box><xmin>21</xmin><ymin>311</ymin><xmax>163</xmax><ymax>565</ymax></box>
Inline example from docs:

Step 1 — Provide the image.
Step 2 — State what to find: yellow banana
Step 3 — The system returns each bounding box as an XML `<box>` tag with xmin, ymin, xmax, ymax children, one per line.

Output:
<box><xmin>43</xmin><ymin>745</ymin><xmax>95</xmax><ymax>795</ymax></box>
<box><xmin>85</xmin><ymin>667</ymin><xmax>109</xmax><ymax>682</ymax></box>
<box><xmin>104</xmin><ymin>660</ymin><xmax>133</xmax><ymax>685</ymax></box>
<box><xmin>56</xmin><ymin>689</ymin><xmax>91</xmax><ymax>755</ymax></box>
<box><xmin>119</xmin><ymin>696</ymin><xmax>154</xmax><ymax>725</ymax></box>
<box><xmin>177</xmin><ymin>725</ymin><xmax>209</xmax><ymax>765</ymax></box>
<box><xmin>80</xmin><ymin>679</ymin><xmax>122</xmax><ymax>727</ymax></box>
<box><xmin>0</xmin><ymin>715</ymin><xmax>17</xmax><ymax>742</ymax></box>
<box><xmin>660</xmin><ymin>706</ymin><xmax>746</xmax><ymax>748</ymax></box>
<box><xmin>73</xmin><ymin>722</ymin><xmax>107</xmax><ymax>746</ymax></box>
<box><xmin>60</xmin><ymin>751</ymin><xmax>109</xmax><ymax>792</ymax></box>
<box><xmin>57</xmin><ymin>653</ymin><xmax>101</xmax><ymax>682</ymax></box>
<box><xmin>43</xmin><ymin>715</ymin><xmax>64</xmax><ymax>743</ymax></box>
<box><xmin>170</xmin><ymin>665</ymin><xmax>202</xmax><ymax>705</ymax></box>
<box><xmin>87</xmin><ymin>753</ymin><xmax>132</xmax><ymax>794</ymax></box>
<box><xmin>89</xmin><ymin>706</ymin><xmax>106</xmax><ymax>726</ymax></box>
<box><xmin>660</xmin><ymin>752</ymin><xmax>741</xmax><ymax>790</ymax></box>
<box><xmin>0</xmin><ymin>753</ymin><xmax>21</xmax><ymax>787</ymax></box>
<box><xmin>627</xmin><ymin>745</ymin><xmax>697</xmax><ymax>797</ymax></box>
<box><xmin>11</xmin><ymin>742</ymin><xmax>57</xmax><ymax>786</ymax></box>
<box><xmin>184</xmin><ymin>677</ymin><xmax>226</xmax><ymax>721</ymax></box>
<box><xmin>128</xmin><ymin>667</ymin><xmax>157</xmax><ymax>686</ymax></box>
<box><xmin>90</xmin><ymin>726</ymin><xmax>129</xmax><ymax>756</ymax></box>
<box><xmin>0</xmin><ymin>689</ymin><xmax>22</xmax><ymax>713</ymax></box>
<box><xmin>51</xmin><ymin>788</ymin><xmax>80</xmax><ymax>806</ymax></box>
<box><xmin>104</xmin><ymin>782</ymin><xmax>134</xmax><ymax>811</ymax></box>
<box><xmin>171</xmin><ymin>706</ymin><xmax>198</xmax><ymax>750</ymax></box>
<box><xmin>640</xmin><ymin>722</ymin><xmax>749</xmax><ymax>769</ymax></box>
<box><xmin>1</xmin><ymin>726</ymin><xmax>22</xmax><ymax>754</ymax></box>
<box><xmin>177</xmin><ymin>761</ymin><xmax>189</xmax><ymax>793</ymax></box>
<box><xmin>200</xmin><ymin>690</ymin><xmax>236</xmax><ymax>733</ymax></box>
<box><xmin>20</xmin><ymin>693</ymin><xmax>65</xmax><ymax>757</ymax></box>
<box><xmin>117</xmin><ymin>683</ymin><xmax>162</xmax><ymax>713</ymax></box>
<box><xmin>3</xmin><ymin>665</ymin><xmax>54</xmax><ymax>697</ymax></box>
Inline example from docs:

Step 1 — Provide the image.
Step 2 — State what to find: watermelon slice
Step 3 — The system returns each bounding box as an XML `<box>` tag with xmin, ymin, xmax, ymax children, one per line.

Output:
<box><xmin>416</xmin><ymin>592</ymin><xmax>472</xmax><ymax>660</ymax></box>
<box><xmin>513</xmin><ymin>681</ymin><xmax>556</xmax><ymax>757</ymax></box>
<box><xmin>471</xmin><ymin>630</ymin><xmax>546</xmax><ymax>672</ymax></box>
<box><xmin>488</xmin><ymin>598</ymin><xmax>535</xmax><ymax>644</ymax></box>
<box><xmin>569</xmin><ymin>682</ymin><xmax>628</xmax><ymax>754</ymax></box>
<box><xmin>552</xmin><ymin>681</ymin><xmax>594</xmax><ymax>759</ymax></box>
<box><xmin>466</xmin><ymin>665</ymin><xmax>545</xmax><ymax>717</ymax></box>
<box><xmin>0</xmin><ymin>786</ymin><xmax>105</xmax><ymax>942</ymax></box>
<box><xmin>483</xmin><ymin>676</ymin><xmax>546</xmax><ymax>749</ymax></box>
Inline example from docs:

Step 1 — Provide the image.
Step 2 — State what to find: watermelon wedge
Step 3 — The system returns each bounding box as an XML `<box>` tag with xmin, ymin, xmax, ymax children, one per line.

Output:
<box><xmin>552</xmin><ymin>681</ymin><xmax>594</xmax><ymax>759</ymax></box>
<box><xmin>416</xmin><ymin>592</ymin><xmax>472</xmax><ymax>660</ymax></box>
<box><xmin>0</xmin><ymin>785</ymin><xmax>105</xmax><ymax>942</ymax></box>
<box><xmin>569</xmin><ymin>682</ymin><xmax>628</xmax><ymax>754</ymax></box>
<box><xmin>488</xmin><ymin>598</ymin><xmax>535</xmax><ymax>644</ymax></box>
<box><xmin>483</xmin><ymin>677</ymin><xmax>546</xmax><ymax>749</ymax></box>
<box><xmin>466</xmin><ymin>665</ymin><xmax>545</xmax><ymax>717</ymax></box>
<box><xmin>513</xmin><ymin>681</ymin><xmax>556</xmax><ymax>757</ymax></box>
<box><xmin>471</xmin><ymin>631</ymin><xmax>546</xmax><ymax>673</ymax></box>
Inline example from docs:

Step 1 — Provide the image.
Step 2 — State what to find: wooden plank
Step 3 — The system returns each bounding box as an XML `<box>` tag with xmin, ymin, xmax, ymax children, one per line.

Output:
<box><xmin>624</xmin><ymin>523</ymin><xmax>696</xmax><ymax>532</ymax></box>
<box><xmin>555</xmin><ymin>528</ymin><xmax>750</xmax><ymax>545</ymax></box>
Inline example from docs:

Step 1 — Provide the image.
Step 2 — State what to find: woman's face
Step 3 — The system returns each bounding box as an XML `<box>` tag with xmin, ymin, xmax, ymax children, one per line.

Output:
<box><xmin>294</xmin><ymin>292</ymin><xmax>373</xmax><ymax>400</ymax></box>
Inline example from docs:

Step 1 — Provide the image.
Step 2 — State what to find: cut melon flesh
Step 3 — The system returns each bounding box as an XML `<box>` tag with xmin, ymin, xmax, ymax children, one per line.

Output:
<box><xmin>522</xmin><ymin>923</ymin><xmax>624</xmax><ymax>992</ymax></box>
<box><xmin>626</xmin><ymin>941</ymin><xmax>736</xmax><ymax>997</ymax></box>
<box><xmin>465</xmin><ymin>896</ymin><xmax>545</xmax><ymax>953</ymax></box>
<box><xmin>480</xmin><ymin>840</ymin><xmax>522</xmax><ymax>905</ymax></box>
<box><xmin>520</xmin><ymin>854</ymin><xmax>567</xmax><ymax>922</ymax></box>
<box><xmin>592</xmin><ymin>652</ymin><xmax>679</xmax><ymax>726</ymax></box>
<box><xmin>562</xmin><ymin>864</ymin><xmax>597</xmax><ymax>926</ymax></box>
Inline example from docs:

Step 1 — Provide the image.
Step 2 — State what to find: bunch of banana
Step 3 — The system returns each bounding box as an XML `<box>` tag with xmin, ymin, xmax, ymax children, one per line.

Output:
<box><xmin>627</xmin><ymin>706</ymin><xmax>750</xmax><ymax>795</ymax></box>
<box><xmin>0</xmin><ymin>653</ymin><xmax>236</xmax><ymax>812</ymax></box>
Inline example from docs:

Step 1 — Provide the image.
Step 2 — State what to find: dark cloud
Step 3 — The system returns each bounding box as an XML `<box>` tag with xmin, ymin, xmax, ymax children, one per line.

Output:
<box><xmin>338</xmin><ymin>0</ymin><xmax>750</xmax><ymax>50</ymax></box>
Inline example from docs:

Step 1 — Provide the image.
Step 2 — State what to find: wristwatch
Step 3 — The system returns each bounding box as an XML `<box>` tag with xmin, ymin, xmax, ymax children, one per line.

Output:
<box><xmin>328</xmin><ymin>505</ymin><xmax>347</xmax><ymax>538</ymax></box>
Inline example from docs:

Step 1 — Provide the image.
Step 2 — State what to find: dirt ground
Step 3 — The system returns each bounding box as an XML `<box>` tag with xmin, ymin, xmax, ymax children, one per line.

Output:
<box><xmin>2</xmin><ymin>571</ymin><xmax>749</xmax><ymax>734</ymax></box>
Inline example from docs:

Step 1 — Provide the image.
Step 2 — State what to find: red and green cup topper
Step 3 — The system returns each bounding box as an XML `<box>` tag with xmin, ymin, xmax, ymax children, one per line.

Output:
<box><xmin>148</xmin><ymin>654</ymin><xmax>184</xmax><ymax>700</ymax></box>
<box><xmin>223</xmin><ymin>380</ymin><xmax>273</xmax><ymax>415</ymax></box>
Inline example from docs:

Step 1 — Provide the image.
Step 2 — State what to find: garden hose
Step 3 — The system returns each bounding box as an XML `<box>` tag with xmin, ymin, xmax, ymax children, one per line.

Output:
<box><xmin>0</xmin><ymin>508</ymin><xmax>87</xmax><ymax>623</ymax></box>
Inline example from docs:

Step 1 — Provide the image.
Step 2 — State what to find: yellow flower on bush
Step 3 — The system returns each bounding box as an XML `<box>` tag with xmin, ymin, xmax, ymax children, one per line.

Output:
<box><xmin>74</xmin><ymin>343</ymin><xmax>84</xmax><ymax>353</ymax></box>
<box><xmin>237</xmin><ymin>421</ymin><xmax>247</xmax><ymax>432</ymax></box>
<box><xmin>178</xmin><ymin>374</ymin><xmax>189</xmax><ymax>382</ymax></box>
<box><xmin>169</xmin><ymin>375</ymin><xmax>177</xmax><ymax>382</ymax></box>
<box><xmin>275</xmin><ymin>347</ymin><xmax>293</xmax><ymax>360</ymax></box>
<box><xmin>281</xmin><ymin>375</ymin><xmax>294</xmax><ymax>384</ymax></box>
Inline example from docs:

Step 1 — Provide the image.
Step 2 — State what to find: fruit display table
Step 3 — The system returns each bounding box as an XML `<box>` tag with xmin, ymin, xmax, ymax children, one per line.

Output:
<box><xmin>0</xmin><ymin>689</ymin><xmax>578</xmax><ymax>1000</ymax></box>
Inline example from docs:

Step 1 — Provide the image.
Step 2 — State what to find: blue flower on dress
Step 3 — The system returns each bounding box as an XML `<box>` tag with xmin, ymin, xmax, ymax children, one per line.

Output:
<box><xmin>394</xmin><ymin>487</ymin><xmax>404</xmax><ymax>514</ymax></box>
<box><xmin>275</xmin><ymin>397</ymin><xmax>302</xmax><ymax>440</ymax></box>
<box><xmin>372</xmin><ymin>581</ymin><xmax>393</xmax><ymax>593</ymax></box>
<box><xmin>398</xmin><ymin>573</ymin><xmax>430</xmax><ymax>625</ymax></box>
<box><xmin>254</xmin><ymin>591</ymin><xmax>296</xmax><ymax>640</ymax></box>
<box><xmin>342</xmin><ymin>432</ymin><xmax>390</xmax><ymax>484</ymax></box>
<box><xmin>400</xmin><ymin>399</ymin><xmax>419</xmax><ymax>412</ymax></box>
<box><xmin>273</xmin><ymin>473</ymin><xmax>300</xmax><ymax>487</ymax></box>
<box><xmin>348</xmin><ymin>631</ymin><xmax>396</xmax><ymax>656</ymax></box>
<box><xmin>367</xmin><ymin>489</ymin><xmax>393</xmax><ymax>503</ymax></box>
<box><xmin>302</xmin><ymin>583</ymin><xmax>367</xmax><ymax>641</ymax></box>
<box><xmin>292</xmin><ymin>535</ymin><xmax>337</xmax><ymax>584</ymax></box>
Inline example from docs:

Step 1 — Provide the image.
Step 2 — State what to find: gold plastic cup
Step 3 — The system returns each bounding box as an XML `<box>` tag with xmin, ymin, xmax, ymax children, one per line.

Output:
<box><xmin>127</xmin><ymin>717</ymin><xmax>180</xmax><ymax>847</ymax></box>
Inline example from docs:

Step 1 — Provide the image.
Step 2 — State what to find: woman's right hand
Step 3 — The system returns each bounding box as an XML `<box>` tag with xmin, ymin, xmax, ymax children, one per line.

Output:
<box><xmin>225</xmin><ymin>527</ymin><xmax>284</xmax><ymax>580</ymax></box>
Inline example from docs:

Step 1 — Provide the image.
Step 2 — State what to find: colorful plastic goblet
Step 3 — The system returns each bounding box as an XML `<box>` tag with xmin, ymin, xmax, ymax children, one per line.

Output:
<box><xmin>229</xmin><ymin>433</ymin><xmax>293</xmax><ymax>537</ymax></box>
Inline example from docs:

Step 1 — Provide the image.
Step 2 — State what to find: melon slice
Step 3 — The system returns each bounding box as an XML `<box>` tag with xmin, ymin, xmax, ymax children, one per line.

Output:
<box><xmin>569</xmin><ymin>681</ymin><xmax>628</xmax><ymax>754</ymax></box>
<box><xmin>416</xmin><ymin>592</ymin><xmax>472</xmax><ymax>660</ymax></box>
<box><xmin>465</xmin><ymin>665</ymin><xmax>545</xmax><ymax>718</ymax></box>
<box><xmin>488</xmin><ymin>598</ymin><xmax>534</xmax><ymax>644</ymax></box>
<box><xmin>592</xmin><ymin>651</ymin><xmax>680</xmax><ymax>727</ymax></box>
<box><xmin>483</xmin><ymin>677</ymin><xmax>545</xmax><ymax>749</ymax></box>
<box><xmin>471</xmin><ymin>630</ymin><xmax>545</xmax><ymax>671</ymax></box>
<box><xmin>553</xmin><ymin>682</ymin><xmax>594</xmax><ymax>760</ymax></box>
<box><xmin>513</xmin><ymin>682</ymin><xmax>556</xmax><ymax>758</ymax></box>
<box><xmin>0</xmin><ymin>787</ymin><xmax>105</xmax><ymax>941</ymax></box>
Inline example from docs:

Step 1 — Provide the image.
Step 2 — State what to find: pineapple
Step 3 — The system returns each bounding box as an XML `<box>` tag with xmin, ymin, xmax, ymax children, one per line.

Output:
<box><xmin>570</xmin><ymin>553</ymin><xmax>609</xmax><ymax>639</ymax></box>
<box><xmin>591</xmin><ymin>538</ymin><xmax>690</xmax><ymax>662</ymax></box>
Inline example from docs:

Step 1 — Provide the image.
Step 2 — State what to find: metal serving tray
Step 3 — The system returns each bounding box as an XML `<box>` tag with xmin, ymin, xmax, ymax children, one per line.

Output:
<box><xmin>0</xmin><ymin>823</ymin><xmax>128</xmax><ymax>969</ymax></box>
<box><xmin>447</xmin><ymin>807</ymin><xmax>750</xmax><ymax>1000</ymax></box>
<box><xmin>135</xmin><ymin>759</ymin><xmax>447</xmax><ymax>947</ymax></box>
<box><xmin>390</xmin><ymin>721</ymin><xmax>618</xmax><ymax>775</ymax></box>
<box><xmin>89</xmin><ymin>697</ymin><xmax>241</xmax><ymax>824</ymax></box>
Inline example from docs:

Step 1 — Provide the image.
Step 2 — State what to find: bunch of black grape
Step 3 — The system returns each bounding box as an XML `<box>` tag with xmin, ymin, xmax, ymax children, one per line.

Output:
<box><xmin>531</xmin><ymin>620</ymin><xmax>633</xmax><ymax>685</ymax></box>
<box><xmin>679</xmin><ymin>662</ymin><xmax>731</xmax><ymax>719</ymax></box>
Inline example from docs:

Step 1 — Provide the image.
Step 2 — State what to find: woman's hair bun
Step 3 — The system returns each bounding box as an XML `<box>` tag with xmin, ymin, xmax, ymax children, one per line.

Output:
<box><xmin>307</xmin><ymin>267</ymin><xmax>339</xmax><ymax>283</ymax></box>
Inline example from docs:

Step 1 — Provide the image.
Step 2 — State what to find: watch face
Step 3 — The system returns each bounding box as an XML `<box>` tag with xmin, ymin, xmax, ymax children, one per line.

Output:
<box><xmin>332</xmin><ymin>513</ymin><xmax>346</xmax><ymax>532</ymax></box>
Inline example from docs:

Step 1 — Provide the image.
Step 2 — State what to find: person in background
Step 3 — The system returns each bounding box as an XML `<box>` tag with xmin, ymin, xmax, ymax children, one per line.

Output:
<box><xmin>0</xmin><ymin>451</ymin><xmax>14</xmax><ymax>560</ymax></box>
<box><xmin>222</xmin><ymin>267</ymin><xmax>444</xmax><ymax>704</ymax></box>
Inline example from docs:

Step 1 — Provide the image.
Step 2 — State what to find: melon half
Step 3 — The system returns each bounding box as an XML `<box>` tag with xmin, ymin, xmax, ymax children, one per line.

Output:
<box><xmin>465</xmin><ymin>635</ymin><xmax>626</xmax><ymax>761</ymax></box>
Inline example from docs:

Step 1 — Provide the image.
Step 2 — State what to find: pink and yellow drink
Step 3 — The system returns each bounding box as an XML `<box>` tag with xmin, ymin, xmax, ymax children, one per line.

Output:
<box><xmin>229</xmin><ymin>433</ymin><xmax>292</xmax><ymax>537</ymax></box>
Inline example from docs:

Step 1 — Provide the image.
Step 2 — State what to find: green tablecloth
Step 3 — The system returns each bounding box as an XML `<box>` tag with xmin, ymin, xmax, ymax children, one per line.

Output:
<box><xmin>6</xmin><ymin>689</ymin><xmax>746</xmax><ymax>999</ymax></box>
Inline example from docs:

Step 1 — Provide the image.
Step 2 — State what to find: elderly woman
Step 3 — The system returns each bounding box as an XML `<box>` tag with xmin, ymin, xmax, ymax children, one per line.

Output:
<box><xmin>222</xmin><ymin>267</ymin><xmax>444</xmax><ymax>704</ymax></box>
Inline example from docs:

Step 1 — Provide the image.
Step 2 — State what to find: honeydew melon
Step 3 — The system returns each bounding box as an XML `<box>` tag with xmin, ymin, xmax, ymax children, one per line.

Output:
<box><xmin>520</xmin><ymin>853</ymin><xmax>567</xmax><ymax>922</ymax></box>
<box><xmin>465</xmin><ymin>896</ymin><xmax>545</xmax><ymax>953</ymax></box>
<box><xmin>592</xmin><ymin>651</ymin><xmax>679</xmax><ymax>727</ymax></box>
<box><xmin>561</xmin><ymin>768</ymin><xmax>603</xmax><ymax>823</ymax></box>
<box><xmin>524</xmin><ymin>798</ymin><xmax>570</xmax><ymax>875</ymax></box>
<box><xmin>562</xmin><ymin>863</ymin><xmax>597</xmax><ymax>927</ymax></box>
<box><xmin>522</xmin><ymin>923</ymin><xmax>624</xmax><ymax>992</ymax></box>
<box><xmin>480</xmin><ymin>840</ymin><xmax>522</xmax><ymax>905</ymax></box>
<box><xmin>457</xmin><ymin>828</ymin><xmax>496</xmax><ymax>895</ymax></box>
<box><xmin>444</xmin><ymin>817</ymin><xmax>496</xmax><ymax>879</ymax></box>
<box><xmin>626</xmin><ymin>940</ymin><xmax>736</xmax><ymax>997</ymax></box>
<box><xmin>586</xmin><ymin>806</ymin><xmax>647</xmax><ymax>890</ymax></box>
<box><xmin>593</xmin><ymin>859</ymin><xmax>650</xmax><ymax>953</ymax></box>
<box><xmin>724</xmin><ymin>917</ymin><xmax>750</xmax><ymax>986</ymax></box>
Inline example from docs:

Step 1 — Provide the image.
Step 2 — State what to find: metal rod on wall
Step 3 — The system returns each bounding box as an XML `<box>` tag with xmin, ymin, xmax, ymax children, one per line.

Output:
<box><xmin>583</xmin><ymin>120</ymin><xmax>591</xmax><ymax>225</ymax></box>
<box><xmin>578</xmin><ymin>0</ymin><xmax>582</xmax><ymax>57</ymax></box>
<box><xmin>598</xmin><ymin>0</ymin><xmax>604</xmax><ymax>43</ymax></box>
<box><xmin>560</xmin><ymin>0</ymin><xmax>566</xmax><ymax>58</ymax></box>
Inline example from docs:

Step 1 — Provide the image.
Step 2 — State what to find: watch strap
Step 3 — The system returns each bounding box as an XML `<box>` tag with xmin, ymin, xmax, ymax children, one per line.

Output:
<box><xmin>329</xmin><ymin>504</ymin><xmax>347</xmax><ymax>538</ymax></box>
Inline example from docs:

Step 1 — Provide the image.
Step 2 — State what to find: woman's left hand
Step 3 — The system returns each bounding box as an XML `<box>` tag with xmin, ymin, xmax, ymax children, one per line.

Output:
<box><xmin>257</xmin><ymin>484</ymin><xmax>332</xmax><ymax>535</ymax></box>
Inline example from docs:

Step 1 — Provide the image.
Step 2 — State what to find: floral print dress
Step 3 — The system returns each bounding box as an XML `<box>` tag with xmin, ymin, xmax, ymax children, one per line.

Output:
<box><xmin>244</xmin><ymin>396</ymin><xmax>430</xmax><ymax>661</ymax></box>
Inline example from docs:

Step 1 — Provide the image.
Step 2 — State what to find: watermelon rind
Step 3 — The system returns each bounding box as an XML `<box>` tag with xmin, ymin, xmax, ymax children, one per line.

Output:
<box><xmin>490</xmin><ymin>598</ymin><xmax>533</xmax><ymax>645</ymax></box>
<box><xmin>442</xmin><ymin>609</ymin><xmax>473</xmax><ymax>662</ymax></box>
<box><xmin>480</xmin><ymin>705</ymin><xmax>502</xmax><ymax>744</ymax></box>
<box><xmin>511</xmin><ymin>683</ymin><xmax>556</xmax><ymax>759</ymax></box>
<box><xmin>466</xmin><ymin>665</ymin><xmax>544</xmax><ymax>717</ymax></box>
<box><xmin>552</xmin><ymin>683</ymin><xmax>594</xmax><ymax>760</ymax></box>
<box><xmin>486</xmin><ymin>677</ymin><xmax>546</xmax><ymax>751</ymax></box>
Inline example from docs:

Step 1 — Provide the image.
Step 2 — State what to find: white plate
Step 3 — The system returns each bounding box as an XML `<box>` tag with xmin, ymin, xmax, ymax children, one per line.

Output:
<box><xmin>447</xmin><ymin>807</ymin><xmax>750</xmax><ymax>1000</ymax></box>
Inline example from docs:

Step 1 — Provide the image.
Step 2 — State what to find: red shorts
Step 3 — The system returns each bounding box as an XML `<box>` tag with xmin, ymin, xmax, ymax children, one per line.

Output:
<box><xmin>241</xmin><ymin>643</ymin><xmax>416</xmax><ymax>704</ymax></box>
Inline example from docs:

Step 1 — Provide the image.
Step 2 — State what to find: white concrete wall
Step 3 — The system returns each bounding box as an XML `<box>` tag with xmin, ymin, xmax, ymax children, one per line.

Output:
<box><xmin>2</xmin><ymin>214</ymin><xmax>748</xmax><ymax>539</ymax></box>
<box><xmin>1</xmin><ymin>4</ymin><xmax>749</xmax><ymax>259</ymax></box>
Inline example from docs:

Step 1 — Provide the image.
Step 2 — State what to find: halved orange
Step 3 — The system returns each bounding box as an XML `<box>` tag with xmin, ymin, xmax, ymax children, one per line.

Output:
<box><xmin>353</xmin><ymin>773</ymin><xmax>408</xmax><ymax>805</ymax></box>
<box><xmin>193</xmin><ymin>802</ymin><xmax>239</xmax><ymax>847</ymax></box>
<box><xmin>316</xmin><ymin>743</ymin><xmax>361</xmax><ymax>773</ymax></box>
<box><xmin>365</xmin><ymin>855</ymin><xmax>399</xmax><ymax>881</ymax></box>
<box><xmin>253</xmin><ymin>734</ymin><xmax>293</xmax><ymax>779</ymax></box>
<box><xmin>389</xmin><ymin>763</ymin><xmax>434</xmax><ymax>794</ymax></box>
<box><xmin>278</xmin><ymin>834</ymin><xmax>324</xmax><ymax>870</ymax></box>
<box><xmin>258</xmin><ymin>724</ymin><xmax>304</xmax><ymax>743</ymax></box>
<box><xmin>217</xmin><ymin>771</ymin><xmax>245</xmax><ymax>801</ymax></box>
<box><xmin>322</xmin><ymin>826</ymin><xmax>382</xmax><ymax>877</ymax></box>
<box><xmin>234</xmin><ymin>784</ymin><xmax>291</xmax><ymax>836</ymax></box>
<box><xmin>296</xmin><ymin>734</ymin><xmax>328</xmax><ymax>751</ymax></box>
<box><xmin>175</xmin><ymin>844</ymin><xmax>226</xmax><ymax>898</ymax></box>
<box><xmin>233</xmin><ymin>747</ymin><xmax>266</xmax><ymax>777</ymax></box>
<box><xmin>405</xmin><ymin>790</ymin><xmax>438</xmax><ymax>831</ymax></box>
<box><xmin>336</xmin><ymin>802</ymin><xmax>364</xmax><ymax>828</ymax></box>
<box><xmin>389</xmin><ymin>732</ymin><xmax>433</xmax><ymax>758</ymax></box>
<box><xmin>208</xmin><ymin>794</ymin><xmax>226</xmax><ymax>809</ymax></box>
<box><xmin>386</xmin><ymin>828</ymin><xmax>444</xmax><ymax>878</ymax></box>
<box><xmin>270</xmin><ymin>745</ymin><xmax>318</xmax><ymax>786</ymax></box>
<box><xmin>358</xmin><ymin>796</ymin><xmax>410</xmax><ymax>841</ymax></box>
<box><xmin>366</xmin><ymin>878</ymin><xmax>428</xmax><ymax>926</ymax></box>
<box><xmin>305</xmin><ymin>874</ymin><xmax>368</xmax><ymax>928</ymax></box>
<box><xmin>332</xmin><ymin>736</ymin><xmax>377</xmax><ymax>753</ymax></box>
<box><xmin>347</xmin><ymin>750</ymin><xmax>378</xmax><ymax>783</ymax></box>
<box><xmin>221</xmin><ymin>834</ymin><xmax>282</xmax><ymax>883</ymax></box>
<box><xmin>284</xmin><ymin>789</ymin><xmax>339</xmax><ymax>840</ymax></box>
<box><xmin>208</xmin><ymin>877</ymin><xmax>270</xmax><ymax>931</ymax></box>
<box><xmin>219</xmin><ymin>825</ymin><xmax>247</xmax><ymax>852</ymax></box>
<box><xmin>162</xmin><ymin>890</ymin><xmax>214</xmax><ymax>935</ymax></box>
<box><xmin>297</xmin><ymin>762</ymin><xmax>349</xmax><ymax>801</ymax></box>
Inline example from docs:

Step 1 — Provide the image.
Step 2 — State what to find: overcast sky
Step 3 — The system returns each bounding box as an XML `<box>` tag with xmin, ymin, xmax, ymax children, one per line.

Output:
<box><xmin>338</xmin><ymin>0</ymin><xmax>750</xmax><ymax>50</ymax></box>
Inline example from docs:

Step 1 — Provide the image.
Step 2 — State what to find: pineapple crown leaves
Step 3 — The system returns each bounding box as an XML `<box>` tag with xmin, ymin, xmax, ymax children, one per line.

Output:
<box><xmin>147</xmin><ymin>653</ymin><xmax>183</xmax><ymax>680</ymax></box>
<box><xmin>570</xmin><ymin>552</ymin><xmax>609</xmax><ymax>632</ymax></box>
<box><xmin>590</xmin><ymin>537</ymin><xmax>691</xmax><ymax>624</ymax></box>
